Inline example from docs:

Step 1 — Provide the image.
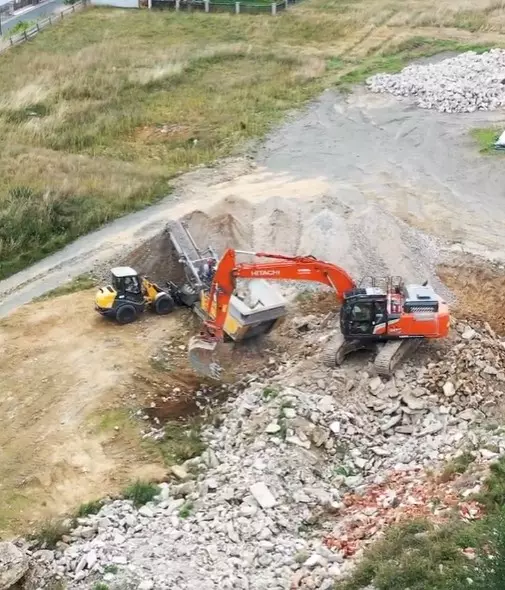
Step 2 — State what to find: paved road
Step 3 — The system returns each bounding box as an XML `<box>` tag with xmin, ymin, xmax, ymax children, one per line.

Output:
<box><xmin>0</xmin><ymin>0</ymin><xmax>64</xmax><ymax>35</ymax></box>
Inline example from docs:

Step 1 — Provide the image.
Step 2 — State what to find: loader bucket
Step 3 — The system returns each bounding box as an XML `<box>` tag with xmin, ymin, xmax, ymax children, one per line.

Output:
<box><xmin>188</xmin><ymin>336</ymin><xmax>223</xmax><ymax>380</ymax></box>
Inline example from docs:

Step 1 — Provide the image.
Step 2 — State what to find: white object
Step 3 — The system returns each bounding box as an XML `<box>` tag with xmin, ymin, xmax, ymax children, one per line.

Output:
<box><xmin>111</xmin><ymin>266</ymin><xmax>137</xmax><ymax>277</ymax></box>
<box><xmin>249</xmin><ymin>482</ymin><xmax>276</xmax><ymax>509</ymax></box>
<box><xmin>495</xmin><ymin>130</ymin><xmax>505</xmax><ymax>147</ymax></box>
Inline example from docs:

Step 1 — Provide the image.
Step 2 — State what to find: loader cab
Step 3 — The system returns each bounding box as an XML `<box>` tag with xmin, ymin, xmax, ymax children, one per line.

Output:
<box><xmin>111</xmin><ymin>267</ymin><xmax>143</xmax><ymax>302</ymax></box>
<box><xmin>341</xmin><ymin>290</ymin><xmax>387</xmax><ymax>338</ymax></box>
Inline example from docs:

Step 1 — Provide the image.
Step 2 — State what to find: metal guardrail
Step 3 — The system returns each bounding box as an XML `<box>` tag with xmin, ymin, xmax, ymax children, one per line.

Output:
<box><xmin>150</xmin><ymin>0</ymin><xmax>302</xmax><ymax>14</ymax></box>
<box><xmin>0</xmin><ymin>0</ymin><xmax>85</xmax><ymax>54</ymax></box>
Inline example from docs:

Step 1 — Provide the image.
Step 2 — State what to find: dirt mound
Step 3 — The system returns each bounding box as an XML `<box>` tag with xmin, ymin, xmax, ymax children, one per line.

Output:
<box><xmin>438</xmin><ymin>258</ymin><xmax>505</xmax><ymax>335</ymax></box>
<box><xmin>182</xmin><ymin>209</ymin><xmax>252</xmax><ymax>255</ymax></box>
<box><xmin>126</xmin><ymin>190</ymin><xmax>444</xmax><ymax>295</ymax></box>
<box><xmin>126</xmin><ymin>230</ymin><xmax>186</xmax><ymax>286</ymax></box>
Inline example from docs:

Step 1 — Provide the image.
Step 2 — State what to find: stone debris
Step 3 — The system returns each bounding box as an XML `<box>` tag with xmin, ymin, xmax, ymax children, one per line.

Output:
<box><xmin>367</xmin><ymin>49</ymin><xmax>505</xmax><ymax>113</ymax></box>
<box><xmin>25</xmin><ymin>320</ymin><xmax>505</xmax><ymax>590</ymax></box>
<box><xmin>249</xmin><ymin>482</ymin><xmax>277</xmax><ymax>509</ymax></box>
<box><xmin>324</xmin><ymin>467</ymin><xmax>485</xmax><ymax>558</ymax></box>
<box><xmin>0</xmin><ymin>542</ymin><xmax>29</xmax><ymax>590</ymax></box>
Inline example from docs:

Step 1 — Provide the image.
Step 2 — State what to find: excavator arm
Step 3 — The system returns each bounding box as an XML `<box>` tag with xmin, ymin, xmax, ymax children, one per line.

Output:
<box><xmin>189</xmin><ymin>248</ymin><xmax>356</xmax><ymax>378</ymax></box>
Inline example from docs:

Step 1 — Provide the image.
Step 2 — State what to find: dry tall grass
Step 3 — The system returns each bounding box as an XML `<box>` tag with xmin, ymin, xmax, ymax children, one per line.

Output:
<box><xmin>0</xmin><ymin>0</ymin><xmax>504</xmax><ymax>277</ymax></box>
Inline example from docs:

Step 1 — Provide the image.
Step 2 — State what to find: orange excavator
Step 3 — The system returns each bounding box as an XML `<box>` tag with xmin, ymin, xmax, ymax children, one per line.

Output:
<box><xmin>188</xmin><ymin>249</ymin><xmax>450</xmax><ymax>380</ymax></box>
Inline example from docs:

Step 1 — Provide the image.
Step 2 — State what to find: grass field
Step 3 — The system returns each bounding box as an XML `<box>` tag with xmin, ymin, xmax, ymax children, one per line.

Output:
<box><xmin>0</xmin><ymin>0</ymin><xmax>504</xmax><ymax>278</ymax></box>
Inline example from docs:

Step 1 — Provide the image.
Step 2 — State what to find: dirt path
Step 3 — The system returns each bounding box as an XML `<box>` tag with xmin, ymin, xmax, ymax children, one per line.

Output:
<box><xmin>0</xmin><ymin>291</ymin><xmax>184</xmax><ymax>535</ymax></box>
<box><xmin>2</xmin><ymin>86</ymin><xmax>505</xmax><ymax>317</ymax></box>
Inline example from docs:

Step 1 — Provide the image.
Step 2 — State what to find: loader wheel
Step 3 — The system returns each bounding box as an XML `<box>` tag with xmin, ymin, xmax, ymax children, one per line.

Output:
<box><xmin>154</xmin><ymin>294</ymin><xmax>175</xmax><ymax>315</ymax></box>
<box><xmin>116</xmin><ymin>304</ymin><xmax>137</xmax><ymax>324</ymax></box>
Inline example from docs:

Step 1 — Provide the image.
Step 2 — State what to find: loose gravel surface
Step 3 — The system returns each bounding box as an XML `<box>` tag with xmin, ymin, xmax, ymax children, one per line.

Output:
<box><xmin>368</xmin><ymin>49</ymin><xmax>505</xmax><ymax>113</ymax></box>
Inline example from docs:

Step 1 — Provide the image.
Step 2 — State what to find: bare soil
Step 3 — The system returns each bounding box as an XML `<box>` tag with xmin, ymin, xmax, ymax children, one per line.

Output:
<box><xmin>438</xmin><ymin>257</ymin><xmax>505</xmax><ymax>335</ymax></box>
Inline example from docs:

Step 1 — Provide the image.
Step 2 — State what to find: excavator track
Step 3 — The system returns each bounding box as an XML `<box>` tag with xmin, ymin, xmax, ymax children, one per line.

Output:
<box><xmin>323</xmin><ymin>333</ymin><xmax>367</xmax><ymax>368</ymax></box>
<box><xmin>373</xmin><ymin>338</ymin><xmax>422</xmax><ymax>377</ymax></box>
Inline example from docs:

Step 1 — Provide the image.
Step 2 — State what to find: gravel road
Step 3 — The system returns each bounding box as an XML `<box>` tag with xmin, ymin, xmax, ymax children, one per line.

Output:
<box><xmin>1</xmin><ymin>86</ymin><xmax>504</xmax><ymax>317</ymax></box>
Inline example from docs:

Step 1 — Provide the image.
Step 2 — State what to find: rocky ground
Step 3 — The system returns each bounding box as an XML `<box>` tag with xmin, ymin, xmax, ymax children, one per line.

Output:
<box><xmin>367</xmin><ymin>49</ymin><xmax>505</xmax><ymax>113</ymax></box>
<box><xmin>5</xmin><ymin>314</ymin><xmax>505</xmax><ymax>590</ymax></box>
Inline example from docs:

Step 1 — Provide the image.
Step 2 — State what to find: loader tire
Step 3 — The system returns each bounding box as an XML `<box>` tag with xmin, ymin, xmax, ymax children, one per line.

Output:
<box><xmin>155</xmin><ymin>294</ymin><xmax>175</xmax><ymax>315</ymax></box>
<box><xmin>116</xmin><ymin>304</ymin><xmax>137</xmax><ymax>324</ymax></box>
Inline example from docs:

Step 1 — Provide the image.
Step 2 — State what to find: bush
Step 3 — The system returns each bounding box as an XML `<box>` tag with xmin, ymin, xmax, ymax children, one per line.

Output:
<box><xmin>122</xmin><ymin>480</ymin><xmax>158</xmax><ymax>507</ymax></box>
<box><xmin>9</xmin><ymin>20</ymin><xmax>36</xmax><ymax>35</ymax></box>
<box><xmin>76</xmin><ymin>500</ymin><xmax>102</xmax><ymax>517</ymax></box>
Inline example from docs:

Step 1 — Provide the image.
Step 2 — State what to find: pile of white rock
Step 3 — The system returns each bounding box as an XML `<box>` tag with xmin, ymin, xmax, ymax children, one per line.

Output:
<box><xmin>367</xmin><ymin>49</ymin><xmax>505</xmax><ymax>112</ymax></box>
<box><xmin>0</xmin><ymin>313</ymin><xmax>496</xmax><ymax>590</ymax></box>
<box><xmin>24</xmin><ymin>320</ymin><xmax>505</xmax><ymax>590</ymax></box>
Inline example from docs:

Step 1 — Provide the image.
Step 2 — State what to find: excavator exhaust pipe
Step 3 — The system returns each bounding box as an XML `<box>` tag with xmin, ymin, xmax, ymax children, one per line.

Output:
<box><xmin>188</xmin><ymin>336</ymin><xmax>223</xmax><ymax>381</ymax></box>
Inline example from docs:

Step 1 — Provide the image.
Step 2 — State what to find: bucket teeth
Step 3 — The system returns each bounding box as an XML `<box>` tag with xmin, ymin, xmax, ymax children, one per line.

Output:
<box><xmin>188</xmin><ymin>336</ymin><xmax>223</xmax><ymax>380</ymax></box>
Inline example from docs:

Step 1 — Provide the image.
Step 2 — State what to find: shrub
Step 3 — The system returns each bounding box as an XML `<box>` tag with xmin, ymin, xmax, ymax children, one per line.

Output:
<box><xmin>122</xmin><ymin>480</ymin><xmax>158</xmax><ymax>507</ymax></box>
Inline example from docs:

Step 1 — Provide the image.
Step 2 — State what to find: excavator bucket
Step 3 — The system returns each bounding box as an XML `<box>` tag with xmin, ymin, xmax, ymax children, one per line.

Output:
<box><xmin>188</xmin><ymin>336</ymin><xmax>223</xmax><ymax>380</ymax></box>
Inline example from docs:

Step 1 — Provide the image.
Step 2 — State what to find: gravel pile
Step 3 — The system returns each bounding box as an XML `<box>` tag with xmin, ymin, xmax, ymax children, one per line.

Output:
<box><xmin>19</xmin><ymin>318</ymin><xmax>505</xmax><ymax>590</ymax></box>
<box><xmin>367</xmin><ymin>49</ymin><xmax>505</xmax><ymax>113</ymax></box>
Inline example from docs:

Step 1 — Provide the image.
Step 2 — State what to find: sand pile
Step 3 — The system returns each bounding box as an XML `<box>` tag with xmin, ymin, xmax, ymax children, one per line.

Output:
<box><xmin>125</xmin><ymin>193</ymin><xmax>445</xmax><ymax>296</ymax></box>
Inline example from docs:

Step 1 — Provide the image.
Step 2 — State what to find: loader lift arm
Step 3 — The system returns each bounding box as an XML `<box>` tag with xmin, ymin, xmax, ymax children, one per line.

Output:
<box><xmin>194</xmin><ymin>248</ymin><xmax>355</xmax><ymax>348</ymax></box>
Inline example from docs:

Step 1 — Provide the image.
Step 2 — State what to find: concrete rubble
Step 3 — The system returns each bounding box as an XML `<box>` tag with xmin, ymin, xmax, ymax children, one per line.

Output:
<box><xmin>367</xmin><ymin>49</ymin><xmax>505</xmax><ymax>113</ymax></box>
<box><xmin>14</xmin><ymin>319</ymin><xmax>505</xmax><ymax>590</ymax></box>
<box><xmin>0</xmin><ymin>542</ymin><xmax>29</xmax><ymax>590</ymax></box>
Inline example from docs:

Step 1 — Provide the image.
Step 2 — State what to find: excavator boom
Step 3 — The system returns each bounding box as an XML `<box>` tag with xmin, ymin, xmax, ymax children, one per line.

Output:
<box><xmin>189</xmin><ymin>249</ymin><xmax>356</xmax><ymax>378</ymax></box>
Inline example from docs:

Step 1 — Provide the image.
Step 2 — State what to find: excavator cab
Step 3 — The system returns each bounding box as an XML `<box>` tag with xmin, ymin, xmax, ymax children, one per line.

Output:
<box><xmin>341</xmin><ymin>294</ymin><xmax>388</xmax><ymax>338</ymax></box>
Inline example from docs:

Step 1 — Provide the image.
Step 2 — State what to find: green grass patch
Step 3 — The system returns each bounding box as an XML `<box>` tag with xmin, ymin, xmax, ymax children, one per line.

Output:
<box><xmin>35</xmin><ymin>273</ymin><xmax>96</xmax><ymax>301</ymax></box>
<box><xmin>76</xmin><ymin>499</ymin><xmax>103</xmax><ymax>517</ymax></box>
<box><xmin>30</xmin><ymin>519</ymin><xmax>70</xmax><ymax>548</ymax></box>
<box><xmin>0</xmin><ymin>7</ymin><xmax>340</xmax><ymax>280</ymax></box>
<box><xmin>158</xmin><ymin>420</ymin><xmax>206</xmax><ymax>465</ymax></box>
<box><xmin>439</xmin><ymin>452</ymin><xmax>475</xmax><ymax>483</ymax></box>
<box><xmin>122</xmin><ymin>480</ymin><xmax>158</xmax><ymax>507</ymax></box>
<box><xmin>178</xmin><ymin>501</ymin><xmax>194</xmax><ymax>518</ymax></box>
<box><xmin>336</xmin><ymin>518</ymin><xmax>485</xmax><ymax>590</ymax></box>
<box><xmin>9</xmin><ymin>20</ymin><xmax>36</xmax><ymax>35</ymax></box>
<box><xmin>470</xmin><ymin>127</ymin><xmax>505</xmax><ymax>154</ymax></box>
<box><xmin>90</xmin><ymin>408</ymin><xmax>134</xmax><ymax>434</ymax></box>
<box><xmin>477</xmin><ymin>456</ymin><xmax>505</xmax><ymax>512</ymax></box>
<box><xmin>262</xmin><ymin>386</ymin><xmax>279</xmax><ymax>400</ymax></box>
<box><xmin>338</xmin><ymin>455</ymin><xmax>505</xmax><ymax>590</ymax></box>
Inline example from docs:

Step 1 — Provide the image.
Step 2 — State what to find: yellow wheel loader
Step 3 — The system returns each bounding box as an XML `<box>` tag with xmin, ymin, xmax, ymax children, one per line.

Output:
<box><xmin>95</xmin><ymin>266</ymin><xmax>174</xmax><ymax>324</ymax></box>
<box><xmin>95</xmin><ymin>222</ymin><xmax>288</xmax><ymax>340</ymax></box>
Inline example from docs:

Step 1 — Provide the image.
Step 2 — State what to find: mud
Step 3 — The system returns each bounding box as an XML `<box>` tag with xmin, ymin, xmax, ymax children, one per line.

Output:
<box><xmin>3</xmin><ymin>86</ymin><xmax>505</xmax><ymax>315</ymax></box>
